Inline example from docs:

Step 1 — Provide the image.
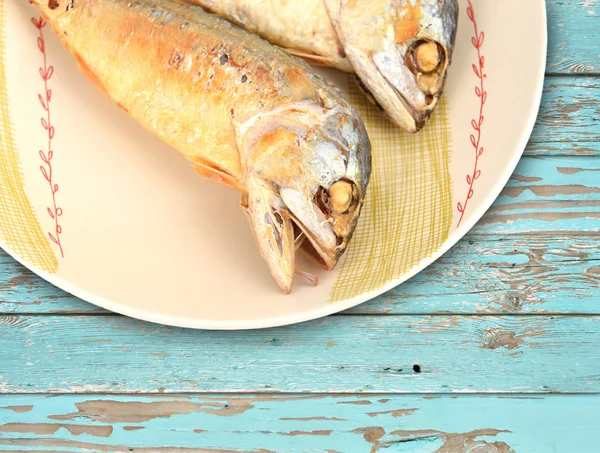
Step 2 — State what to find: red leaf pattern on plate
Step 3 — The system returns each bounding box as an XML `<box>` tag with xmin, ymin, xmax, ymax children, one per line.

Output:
<box><xmin>457</xmin><ymin>0</ymin><xmax>487</xmax><ymax>228</ymax></box>
<box><xmin>33</xmin><ymin>17</ymin><xmax>64</xmax><ymax>258</ymax></box>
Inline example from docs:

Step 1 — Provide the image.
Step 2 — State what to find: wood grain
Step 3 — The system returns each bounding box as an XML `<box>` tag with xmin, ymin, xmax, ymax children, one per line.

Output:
<box><xmin>527</xmin><ymin>77</ymin><xmax>599</xmax><ymax>156</ymax></box>
<box><xmin>354</xmin><ymin>233</ymin><xmax>600</xmax><ymax>315</ymax></box>
<box><xmin>1</xmin><ymin>315</ymin><xmax>599</xmax><ymax>393</ymax></box>
<box><xmin>474</xmin><ymin>155</ymin><xmax>600</xmax><ymax>234</ymax></box>
<box><xmin>1</xmin><ymin>394</ymin><xmax>599</xmax><ymax>452</ymax></box>
<box><xmin>547</xmin><ymin>0</ymin><xmax>599</xmax><ymax>74</ymax></box>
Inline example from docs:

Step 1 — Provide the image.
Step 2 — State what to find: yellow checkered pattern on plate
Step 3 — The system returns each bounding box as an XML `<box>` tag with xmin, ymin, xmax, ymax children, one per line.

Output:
<box><xmin>0</xmin><ymin>1</ymin><xmax>58</xmax><ymax>273</ymax></box>
<box><xmin>330</xmin><ymin>81</ymin><xmax>453</xmax><ymax>302</ymax></box>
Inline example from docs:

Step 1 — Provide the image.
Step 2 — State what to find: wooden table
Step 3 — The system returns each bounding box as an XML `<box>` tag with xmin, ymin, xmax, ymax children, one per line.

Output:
<box><xmin>1</xmin><ymin>1</ymin><xmax>599</xmax><ymax>451</ymax></box>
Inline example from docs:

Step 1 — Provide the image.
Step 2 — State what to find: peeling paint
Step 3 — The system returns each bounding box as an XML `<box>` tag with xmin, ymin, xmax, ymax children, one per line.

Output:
<box><xmin>280</xmin><ymin>417</ymin><xmax>346</xmax><ymax>421</ymax></box>
<box><xmin>480</xmin><ymin>330</ymin><xmax>524</xmax><ymax>351</ymax></box>
<box><xmin>352</xmin><ymin>426</ymin><xmax>386</xmax><ymax>453</ymax></box>
<box><xmin>0</xmin><ymin>438</ymin><xmax>262</xmax><ymax>452</ymax></box>
<box><xmin>557</xmin><ymin>167</ymin><xmax>600</xmax><ymax>175</ymax></box>
<box><xmin>0</xmin><ymin>422</ymin><xmax>113</xmax><ymax>438</ymax></box>
<box><xmin>502</xmin><ymin>184</ymin><xmax>600</xmax><ymax>198</ymax></box>
<box><xmin>281</xmin><ymin>430</ymin><xmax>332</xmax><ymax>436</ymax></box>
<box><xmin>48</xmin><ymin>400</ymin><xmax>254</xmax><ymax>423</ymax></box>
<box><xmin>366</xmin><ymin>408</ymin><xmax>417</xmax><ymax>417</ymax></box>
<box><xmin>389</xmin><ymin>428</ymin><xmax>513</xmax><ymax>453</ymax></box>
<box><xmin>511</xmin><ymin>174</ymin><xmax>543</xmax><ymax>182</ymax></box>
<box><xmin>0</xmin><ymin>405</ymin><xmax>33</xmax><ymax>413</ymax></box>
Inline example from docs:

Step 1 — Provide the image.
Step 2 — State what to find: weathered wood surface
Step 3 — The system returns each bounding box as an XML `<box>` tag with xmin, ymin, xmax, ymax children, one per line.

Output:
<box><xmin>1</xmin><ymin>315</ymin><xmax>599</xmax><ymax>393</ymax></box>
<box><xmin>528</xmin><ymin>77</ymin><xmax>599</xmax><ymax>156</ymax></box>
<box><xmin>547</xmin><ymin>0</ymin><xmax>599</xmax><ymax>75</ymax></box>
<box><xmin>474</xmin><ymin>155</ymin><xmax>600</xmax><ymax>234</ymax></box>
<box><xmin>525</xmin><ymin>76</ymin><xmax>600</xmax><ymax>156</ymax></box>
<box><xmin>1</xmin><ymin>394</ymin><xmax>599</xmax><ymax>452</ymax></box>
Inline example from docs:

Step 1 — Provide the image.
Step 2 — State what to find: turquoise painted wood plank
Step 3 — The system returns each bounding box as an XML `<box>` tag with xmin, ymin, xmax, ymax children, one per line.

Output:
<box><xmin>1</xmin><ymin>315</ymin><xmax>599</xmax><ymax>393</ymax></box>
<box><xmin>352</xmin><ymin>234</ymin><xmax>600</xmax><ymax>315</ymax></box>
<box><xmin>0</xmin><ymin>252</ymin><xmax>80</xmax><ymax>314</ymax></box>
<box><xmin>0</xmin><ymin>394</ymin><xmax>599</xmax><ymax>452</ymax></box>
<box><xmin>3</xmin><ymin>233</ymin><xmax>599</xmax><ymax>315</ymax></box>
<box><xmin>473</xmin><ymin>155</ymin><xmax>600</xmax><ymax>233</ymax></box>
<box><xmin>547</xmin><ymin>0</ymin><xmax>600</xmax><ymax>74</ymax></box>
<box><xmin>527</xmin><ymin>77</ymin><xmax>600</xmax><ymax>156</ymax></box>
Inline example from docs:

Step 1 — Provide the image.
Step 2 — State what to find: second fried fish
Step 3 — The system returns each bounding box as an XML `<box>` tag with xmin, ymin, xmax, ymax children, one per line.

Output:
<box><xmin>190</xmin><ymin>0</ymin><xmax>459</xmax><ymax>132</ymax></box>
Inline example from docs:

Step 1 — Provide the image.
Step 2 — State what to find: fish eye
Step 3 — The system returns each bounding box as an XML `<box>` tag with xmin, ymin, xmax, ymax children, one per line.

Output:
<box><xmin>407</xmin><ymin>40</ymin><xmax>446</xmax><ymax>97</ymax></box>
<box><xmin>314</xmin><ymin>179</ymin><xmax>357</xmax><ymax>219</ymax></box>
<box><xmin>329</xmin><ymin>180</ymin><xmax>354</xmax><ymax>214</ymax></box>
<box><xmin>412</xmin><ymin>40</ymin><xmax>442</xmax><ymax>73</ymax></box>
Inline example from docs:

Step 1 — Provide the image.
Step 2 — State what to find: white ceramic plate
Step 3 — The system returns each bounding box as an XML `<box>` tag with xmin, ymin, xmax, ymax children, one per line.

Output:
<box><xmin>0</xmin><ymin>0</ymin><xmax>546</xmax><ymax>329</ymax></box>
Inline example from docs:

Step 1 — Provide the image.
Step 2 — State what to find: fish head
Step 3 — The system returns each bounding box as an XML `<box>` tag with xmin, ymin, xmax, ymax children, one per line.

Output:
<box><xmin>240</xmin><ymin>103</ymin><xmax>371</xmax><ymax>292</ymax></box>
<box><xmin>331</xmin><ymin>0</ymin><xmax>458</xmax><ymax>132</ymax></box>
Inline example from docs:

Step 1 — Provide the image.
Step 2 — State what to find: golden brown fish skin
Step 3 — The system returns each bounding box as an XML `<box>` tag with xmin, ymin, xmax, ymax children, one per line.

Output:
<box><xmin>187</xmin><ymin>0</ymin><xmax>458</xmax><ymax>132</ymax></box>
<box><xmin>29</xmin><ymin>0</ymin><xmax>371</xmax><ymax>293</ymax></box>
<box><xmin>188</xmin><ymin>0</ymin><xmax>352</xmax><ymax>70</ymax></box>
<box><xmin>32</xmin><ymin>0</ymin><xmax>320</xmax><ymax>179</ymax></box>
<box><xmin>335</xmin><ymin>0</ymin><xmax>459</xmax><ymax>131</ymax></box>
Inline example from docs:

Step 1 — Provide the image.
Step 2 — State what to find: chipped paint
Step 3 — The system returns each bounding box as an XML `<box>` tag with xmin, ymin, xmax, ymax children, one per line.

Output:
<box><xmin>0</xmin><ymin>422</ymin><xmax>113</xmax><ymax>437</ymax></box>
<box><xmin>281</xmin><ymin>430</ymin><xmax>332</xmax><ymax>436</ymax></box>
<box><xmin>48</xmin><ymin>400</ymin><xmax>254</xmax><ymax>422</ymax></box>
<box><xmin>502</xmin><ymin>184</ymin><xmax>600</xmax><ymax>198</ymax></box>
<box><xmin>510</xmin><ymin>174</ymin><xmax>543</xmax><ymax>183</ymax></box>
<box><xmin>557</xmin><ymin>167</ymin><xmax>600</xmax><ymax>175</ymax></box>
<box><xmin>366</xmin><ymin>409</ymin><xmax>417</xmax><ymax>417</ymax></box>
<box><xmin>480</xmin><ymin>330</ymin><xmax>524</xmax><ymax>351</ymax></box>
<box><xmin>279</xmin><ymin>417</ymin><xmax>346</xmax><ymax>421</ymax></box>
<box><xmin>352</xmin><ymin>426</ymin><xmax>385</xmax><ymax>453</ymax></box>
<box><xmin>389</xmin><ymin>428</ymin><xmax>513</xmax><ymax>453</ymax></box>
<box><xmin>1</xmin><ymin>394</ymin><xmax>600</xmax><ymax>451</ymax></box>
<box><xmin>0</xmin><ymin>405</ymin><xmax>33</xmax><ymax>413</ymax></box>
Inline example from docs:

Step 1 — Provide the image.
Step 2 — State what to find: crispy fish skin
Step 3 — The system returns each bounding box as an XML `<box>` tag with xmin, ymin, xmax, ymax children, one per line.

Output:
<box><xmin>189</xmin><ymin>0</ymin><xmax>458</xmax><ymax>132</ymax></box>
<box><xmin>30</xmin><ymin>0</ymin><xmax>371</xmax><ymax>293</ymax></box>
<box><xmin>192</xmin><ymin>0</ymin><xmax>352</xmax><ymax>71</ymax></box>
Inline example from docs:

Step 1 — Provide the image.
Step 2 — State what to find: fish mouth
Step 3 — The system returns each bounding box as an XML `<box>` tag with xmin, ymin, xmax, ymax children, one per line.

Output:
<box><xmin>370</xmin><ymin>39</ymin><xmax>448</xmax><ymax>130</ymax></box>
<box><xmin>242</xmin><ymin>177</ymin><xmax>362</xmax><ymax>293</ymax></box>
<box><xmin>363</xmin><ymin>39</ymin><xmax>448</xmax><ymax>132</ymax></box>
<box><xmin>357</xmin><ymin>68</ymin><xmax>427</xmax><ymax>132</ymax></box>
<box><xmin>243</xmin><ymin>176</ymin><xmax>363</xmax><ymax>293</ymax></box>
<box><xmin>282</xmin><ymin>178</ymin><xmax>362</xmax><ymax>271</ymax></box>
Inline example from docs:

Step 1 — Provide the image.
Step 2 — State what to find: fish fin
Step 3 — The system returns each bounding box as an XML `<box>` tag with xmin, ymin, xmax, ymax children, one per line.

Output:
<box><xmin>193</xmin><ymin>161</ymin><xmax>242</xmax><ymax>191</ymax></box>
<box><xmin>72</xmin><ymin>51</ymin><xmax>109</xmax><ymax>96</ymax></box>
<box><xmin>283</xmin><ymin>68</ymin><xmax>319</xmax><ymax>102</ymax></box>
<box><xmin>285</xmin><ymin>48</ymin><xmax>338</xmax><ymax>67</ymax></box>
